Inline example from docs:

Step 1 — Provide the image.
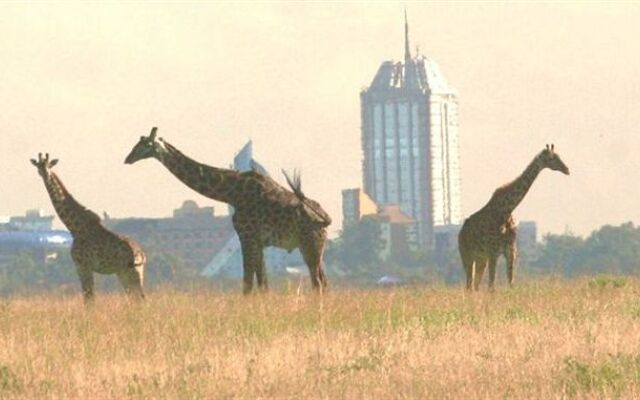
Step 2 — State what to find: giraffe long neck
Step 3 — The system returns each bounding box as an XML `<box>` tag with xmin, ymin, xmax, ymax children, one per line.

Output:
<box><xmin>486</xmin><ymin>155</ymin><xmax>544</xmax><ymax>217</ymax></box>
<box><xmin>156</xmin><ymin>141</ymin><xmax>242</xmax><ymax>205</ymax></box>
<box><xmin>42</xmin><ymin>172</ymin><xmax>100</xmax><ymax>235</ymax></box>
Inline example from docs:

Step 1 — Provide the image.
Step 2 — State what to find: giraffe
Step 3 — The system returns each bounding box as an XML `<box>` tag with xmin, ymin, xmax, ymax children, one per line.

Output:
<box><xmin>458</xmin><ymin>144</ymin><xmax>569</xmax><ymax>291</ymax></box>
<box><xmin>31</xmin><ymin>153</ymin><xmax>146</xmax><ymax>303</ymax></box>
<box><xmin>124</xmin><ymin>127</ymin><xmax>332</xmax><ymax>294</ymax></box>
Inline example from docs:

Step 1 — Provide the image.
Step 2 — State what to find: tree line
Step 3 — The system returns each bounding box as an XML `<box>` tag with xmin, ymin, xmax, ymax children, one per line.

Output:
<box><xmin>326</xmin><ymin>221</ymin><xmax>640</xmax><ymax>284</ymax></box>
<box><xmin>1</xmin><ymin>221</ymin><xmax>640</xmax><ymax>294</ymax></box>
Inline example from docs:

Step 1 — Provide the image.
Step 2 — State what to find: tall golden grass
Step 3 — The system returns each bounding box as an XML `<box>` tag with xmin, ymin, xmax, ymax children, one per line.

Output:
<box><xmin>1</xmin><ymin>277</ymin><xmax>640</xmax><ymax>399</ymax></box>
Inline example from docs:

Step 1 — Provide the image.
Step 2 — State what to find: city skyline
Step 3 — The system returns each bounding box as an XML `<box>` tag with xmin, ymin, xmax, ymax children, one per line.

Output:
<box><xmin>1</xmin><ymin>3</ymin><xmax>640</xmax><ymax>237</ymax></box>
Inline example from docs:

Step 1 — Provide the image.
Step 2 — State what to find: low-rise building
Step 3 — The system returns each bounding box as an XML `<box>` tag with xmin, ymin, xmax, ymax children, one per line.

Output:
<box><xmin>369</xmin><ymin>204</ymin><xmax>418</xmax><ymax>261</ymax></box>
<box><xmin>341</xmin><ymin>188</ymin><xmax>378</xmax><ymax>227</ymax></box>
<box><xmin>341</xmin><ymin>188</ymin><xmax>418</xmax><ymax>262</ymax></box>
<box><xmin>0</xmin><ymin>209</ymin><xmax>71</xmax><ymax>265</ymax></box>
<box><xmin>0</xmin><ymin>209</ymin><xmax>54</xmax><ymax>232</ymax></box>
<box><xmin>105</xmin><ymin>200</ymin><xmax>235</xmax><ymax>271</ymax></box>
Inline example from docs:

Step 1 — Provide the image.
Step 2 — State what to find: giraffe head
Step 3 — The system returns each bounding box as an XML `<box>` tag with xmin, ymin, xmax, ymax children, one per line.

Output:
<box><xmin>539</xmin><ymin>144</ymin><xmax>570</xmax><ymax>175</ymax></box>
<box><xmin>124</xmin><ymin>127</ymin><xmax>166</xmax><ymax>164</ymax></box>
<box><xmin>30</xmin><ymin>153</ymin><xmax>59</xmax><ymax>179</ymax></box>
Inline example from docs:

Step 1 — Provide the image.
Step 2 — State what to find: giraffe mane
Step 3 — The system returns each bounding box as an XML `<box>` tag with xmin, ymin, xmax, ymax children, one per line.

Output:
<box><xmin>493</xmin><ymin>181</ymin><xmax>515</xmax><ymax>196</ymax></box>
<box><xmin>51</xmin><ymin>173</ymin><xmax>101</xmax><ymax>225</ymax></box>
<box><xmin>493</xmin><ymin>150</ymin><xmax>546</xmax><ymax>196</ymax></box>
<box><xmin>282</xmin><ymin>169</ymin><xmax>305</xmax><ymax>200</ymax></box>
<box><xmin>161</xmin><ymin>140</ymin><xmax>185</xmax><ymax>159</ymax></box>
<box><xmin>282</xmin><ymin>169</ymin><xmax>331</xmax><ymax>227</ymax></box>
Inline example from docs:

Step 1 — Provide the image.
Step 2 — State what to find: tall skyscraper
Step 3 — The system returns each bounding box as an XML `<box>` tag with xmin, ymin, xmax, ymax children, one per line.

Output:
<box><xmin>360</xmin><ymin>14</ymin><xmax>462</xmax><ymax>247</ymax></box>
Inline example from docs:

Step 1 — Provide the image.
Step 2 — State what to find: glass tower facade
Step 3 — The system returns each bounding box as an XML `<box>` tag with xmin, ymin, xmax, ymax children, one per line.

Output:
<box><xmin>360</xmin><ymin>18</ymin><xmax>462</xmax><ymax>247</ymax></box>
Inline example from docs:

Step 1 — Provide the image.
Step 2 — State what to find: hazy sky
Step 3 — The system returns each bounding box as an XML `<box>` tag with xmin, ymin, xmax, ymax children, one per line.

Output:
<box><xmin>1</xmin><ymin>2</ymin><xmax>639</xmax><ymax>237</ymax></box>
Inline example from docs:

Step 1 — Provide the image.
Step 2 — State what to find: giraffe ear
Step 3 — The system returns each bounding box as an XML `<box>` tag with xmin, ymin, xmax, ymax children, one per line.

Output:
<box><xmin>50</xmin><ymin>159</ymin><xmax>59</xmax><ymax>167</ymax></box>
<box><xmin>30</xmin><ymin>159</ymin><xmax>38</xmax><ymax>166</ymax></box>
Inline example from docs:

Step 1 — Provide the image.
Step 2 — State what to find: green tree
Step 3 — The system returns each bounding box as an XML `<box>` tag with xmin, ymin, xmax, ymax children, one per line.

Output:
<box><xmin>582</xmin><ymin>222</ymin><xmax>640</xmax><ymax>275</ymax></box>
<box><xmin>532</xmin><ymin>233</ymin><xmax>585</xmax><ymax>277</ymax></box>
<box><xmin>0</xmin><ymin>251</ymin><xmax>52</xmax><ymax>295</ymax></box>
<box><xmin>332</xmin><ymin>217</ymin><xmax>385</xmax><ymax>269</ymax></box>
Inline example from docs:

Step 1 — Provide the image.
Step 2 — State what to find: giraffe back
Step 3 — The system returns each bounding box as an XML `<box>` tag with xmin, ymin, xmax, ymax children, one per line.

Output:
<box><xmin>71</xmin><ymin>224</ymin><xmax>146</xmax><ymax>274</ymax></box>
<box><xmin>231</xmin><ymin>171</ymin><xmax>329</xmax><ymax>251</ymax></box>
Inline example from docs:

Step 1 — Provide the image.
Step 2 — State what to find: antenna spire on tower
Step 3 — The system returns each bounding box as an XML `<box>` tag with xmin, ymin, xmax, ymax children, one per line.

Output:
<box><xmin>404</xmin><ymin>9</ymin><xmax>411</xmax><ymax>63</ymax></box>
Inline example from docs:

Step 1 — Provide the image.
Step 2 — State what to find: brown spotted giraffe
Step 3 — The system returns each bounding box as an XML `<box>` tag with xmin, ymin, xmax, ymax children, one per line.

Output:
<box><xmin>31</xmin><ymin>153</ymin><xmax>146</xmax><ymax>303</ymax></box>
<box><xmin>125</xmin><ymin>127</ymin><xmax>332</xmax><ymax>294</ymax></box>
<box><xmin>458</xmin><ymin>144</ymin><xmax>569</xmax><ymax>291</ymax></box>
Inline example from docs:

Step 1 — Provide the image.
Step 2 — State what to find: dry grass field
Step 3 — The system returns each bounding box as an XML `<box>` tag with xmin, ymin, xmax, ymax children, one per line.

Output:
<box><xmin>1</xmin><ymin>277</ymin><xmax>640</xmax><ymax>399</ymax></box>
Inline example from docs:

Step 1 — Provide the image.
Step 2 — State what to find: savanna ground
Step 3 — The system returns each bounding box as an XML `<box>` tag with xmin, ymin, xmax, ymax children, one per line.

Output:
<box><xmin>1</xmin><ymin>277</ymin><xmax>640</xmax><ymax>399</ymax></box>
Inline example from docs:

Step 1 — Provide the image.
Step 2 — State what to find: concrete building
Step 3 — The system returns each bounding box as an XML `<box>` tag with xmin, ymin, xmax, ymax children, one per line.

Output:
<box><xmin>0</xmin><ymin>209</ymin><xmax>70</xmax><ymax>265</ymax></box>
<box><xmin>0</xmin><ymin>230</ymin><xmax>72</xmax><ymax>265</ymax></box>
<box><xmin>370</xmin><ymin>204</ymin><xmax>419</xmax><ymax>261</ymax></box>
<box><xmin>0</xmin><ymin>209</ymin><xmax>54</xmax><ymax>232</ymax></box>
<box><xmin>106</xmin><ymin>200</ymin><xmax>235</xmax><ymax>271</ymax></box>
<box><xmin>341</xmin><ymin>188</ymin><xmax>378</xmax><ymax>227</ymax></box>
<box><xmin>341</xmin><ymin>189</ymin><xmax>418</xmax><ymax>262</ymax></box>
<box><xmin>360</xmin><ymin>15</ymin><xmax>462</xmax><ymax>247</ymax></box>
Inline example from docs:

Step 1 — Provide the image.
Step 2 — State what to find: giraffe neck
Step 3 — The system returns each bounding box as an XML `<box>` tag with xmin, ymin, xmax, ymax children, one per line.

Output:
<box><xmin>156</xmin><ymin>140</ymin><xmax>242</xmax><ymax>205</ymax></box>
<box><xmin>486</xmin><ymin>154</ymin><xmax>544</xmax><ymax>217</ymax></box>
<box><xmin>42</xmin><ymin>172</ymin><xmax>100</xmax><ymax>235</ymax></box>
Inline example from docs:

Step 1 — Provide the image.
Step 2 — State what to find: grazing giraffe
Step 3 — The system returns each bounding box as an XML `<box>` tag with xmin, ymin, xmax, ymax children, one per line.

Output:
<box><xmin>125</xmin><ymin>127</ymin><xmax>332</xmax><ymax>294</ymax></box>
<box><xmin>458</xmin><ymin>144</ymin><xmax>569</xmax><ymax>291</ymax></box>
<box><xmin>31</xmin><ymin>153</ymin><xmax>146</xmax><ymax>303</ymax></box>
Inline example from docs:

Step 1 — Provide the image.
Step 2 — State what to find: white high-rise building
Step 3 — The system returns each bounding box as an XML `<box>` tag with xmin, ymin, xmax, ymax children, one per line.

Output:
<box><xmin>360</xmin><ymin>15</ymin><xmax>462</xmax><ymax>247</ymax></box>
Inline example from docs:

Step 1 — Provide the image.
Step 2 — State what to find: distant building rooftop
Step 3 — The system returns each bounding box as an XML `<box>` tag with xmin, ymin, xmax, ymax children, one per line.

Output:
<box><xmin>0</xmin><ymin>209</ymin><xmax>55</xmax><ymax>232</ymax></box>
<box><xmin>374</xmin><ymin>205</ymin><xmax>416</xmax><ymax>225</ymax></box>
<box><xmin>369</xmin><ymin>56</ymin><xmax>455</xmax><ymax>95</ymax></box>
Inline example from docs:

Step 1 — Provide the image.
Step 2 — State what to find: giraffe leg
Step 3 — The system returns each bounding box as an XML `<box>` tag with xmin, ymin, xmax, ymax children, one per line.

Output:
<box><xmin>240</xmin><ymin>238</ymin><xmax>262</xmax><ymax>295</ymax></box>
<box><xmin>460</xmin><ymin>248</ymin><xmax>475</xmax><ymax>291</ymax></box>
<box><xmin>487</xmin><ymin>256</ymin><xmax>498</xmax><ymax>291</ymax></box>
<box><xmin>76</xmin><ymin>265</ymin><xmax>94</xmax><ymax>305</ymax></box>
<box><xmin>467</xmin><ymin>262</ymin><xmax>475</xmax><ymax>291</ymax></box>
<box><xmin>315</xmin><ymin>233</ymin><xmax>328</xmax><ymax>291</ymax></box>
<box><xmin>242</xmin><ymin>267</ymin><xmax>254</xmax><ymax>295</ymax></box>
<box><xmin>254</xmin><ymin>248</ymin><xmax>268</xmax><ymax>293</ymax></box>
<box><xmin>318</xmin><ymin>267</ymin><xmax>328</xmax><ymax>290</ymax></box>
<box><xmin>301</xmin><ymin>239</ymin><xmax>327</xmax><ymax>293</ymax></box>
<box><xmin>116</xmin><ymin>266</ymin><xmax>145</xmax><ymax>301</ymax></box>
<box><xmin>474</xmin><ymin>258</ymin><xmax>487</xmax><ymax>291</ymax></box>
<box><xmin>507</xmin><ymin>242</ymin><xmax>517</xmax><ymax>286</ymax></box>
